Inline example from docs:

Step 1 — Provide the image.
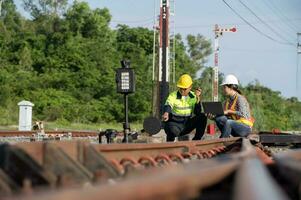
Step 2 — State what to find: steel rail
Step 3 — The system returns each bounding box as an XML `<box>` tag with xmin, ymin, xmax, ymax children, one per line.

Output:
<box><xmin>234</xmin><ymin>157</ymin><xmax>289</xmax><ymax>200</ymax></box>
<box><xmin>272</xmin><ymin>149</ymin><xmax>301</xmax><ymax>200</ymax></box>
<box><xmin>4</xmin><ymin>139</ymin><xmax>279</xmax><ymax>200</ymax></box>
<box><xmin>11</xmin><ymin>138</ymin><xmax>240</xmax><ymax>175</ymax></box>
<box><xmin>274</xmin><ymin>149</ymin><xmax>301</xmax><ymax>161</ymax></box>
<box><xmin>2</xmin><ymin>138</ymin><xmax>288</xmax><ymax>200</ymax></box>
<box><xmin>234</xmin><ymin>139</ymin><xmax>289</xmax><ymax>200</ymax></box>
<box><xmin>94</xmin><ymin>137</ymin><xmax>241</xmax><ymax>161</ymax></box>
<box><xmin>5</xmin><ymin>157</ymin><xmax>240</xmax><ymax>200</ymax></box>
<box><xmin>0</xmin><ymin>130</ymin><xmax>99</xmax><ymax>137</ymax></box>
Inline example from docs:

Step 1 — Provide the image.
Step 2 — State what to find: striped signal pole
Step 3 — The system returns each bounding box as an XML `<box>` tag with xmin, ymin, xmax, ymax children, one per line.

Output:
<box><xmin>297</xmin><ymin>33</ymin><xmax>301</xmax><ymax>98</ymax></box>
<box><xmin>213</xmin><ymin>24</ymin><xmax>237</xmax><ymax>102</ymax></box>
<box><xmin>0</xmin><ymin>0</ymin><xmax>3</xmax><ymax>14</ymax></box>
<box><xmin>158</xmin><ymin>0</ymin><xmax>170</xmax><ymax>115</ymax></box>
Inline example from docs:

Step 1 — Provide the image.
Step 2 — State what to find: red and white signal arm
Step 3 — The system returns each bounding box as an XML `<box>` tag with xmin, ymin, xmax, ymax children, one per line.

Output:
<box><xmin>216</xmin><ymin>27</ymin><xmax>237</xmax><ymax>33</ymax></box>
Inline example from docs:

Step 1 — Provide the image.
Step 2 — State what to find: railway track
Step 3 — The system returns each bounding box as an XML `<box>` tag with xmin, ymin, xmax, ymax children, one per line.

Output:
<box><xmin>0</xmin><ymin>132</ymin><xmax>300</xmax><ymax>199</ymax></box>
<box><xmin>0</xmin><ymin>130</ymin><xmax>99</xmax><ymax>137</ymax></box>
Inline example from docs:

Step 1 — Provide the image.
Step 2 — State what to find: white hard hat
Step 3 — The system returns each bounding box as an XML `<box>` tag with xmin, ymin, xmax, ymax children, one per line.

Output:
<box><xmin>221</xmin><ymin>74</ymin><xmax>239</xmax><ymax>85</ymax></box>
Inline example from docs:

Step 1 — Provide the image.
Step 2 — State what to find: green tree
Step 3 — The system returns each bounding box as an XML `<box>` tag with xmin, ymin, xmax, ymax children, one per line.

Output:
<box><xmin>187</xmin><ymin>34</ymin><xmax>212</xmax><ymax>66</ymax></box>
<box><xmin>115</xmin><ymin>25</ymin><xmax>154</xmax><ymax>121</ymax></box>
<box><xmin>23</xmin><ymin>0</ymin><xmax>68</xmax><ymax>18</ymax></box>
<box><xmin>0</xmin><ymin>0</ymin><xmax>296</xmax><ymax>131</ymax></box>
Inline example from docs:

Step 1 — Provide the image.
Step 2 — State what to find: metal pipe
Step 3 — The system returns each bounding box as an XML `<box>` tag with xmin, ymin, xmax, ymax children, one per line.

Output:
<box><xmin>123</xmin><ymin>94</ymin><xmax>129</xmax><ymax>143</ymax></box>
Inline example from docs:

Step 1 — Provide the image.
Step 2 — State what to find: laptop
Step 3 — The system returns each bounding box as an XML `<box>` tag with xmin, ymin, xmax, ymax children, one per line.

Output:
<box><xmin>202</xmin><ymin>102</ymin><xmax>224</xmax><ymax>116</ymax></box>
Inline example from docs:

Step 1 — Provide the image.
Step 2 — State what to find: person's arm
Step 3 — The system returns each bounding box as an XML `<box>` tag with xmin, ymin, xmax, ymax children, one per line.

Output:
<box><xmin>162</xmin><ymin>105</ymin><xmax>171</xmax><ymax>121</ymax></box>
<box><xmin>162</xmin><ymin>94</ymin><xmax>173</xmax><ymax>121</ymax></box>
<box><xmin>194</xmin><ymin>101</ymin><xmax>202</xmax><ymax>115</ymax></box>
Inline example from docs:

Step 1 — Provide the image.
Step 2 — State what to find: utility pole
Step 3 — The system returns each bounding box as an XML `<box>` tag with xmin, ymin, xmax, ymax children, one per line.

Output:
<box><xmin>151</xmin><ymin>0</ymin><xmax>159</xmax><ymax>118</ymax></box>
<box><xmin>169</xmin><ymin>0</ymin><xmax>176</xmax><ymax>89</ymax></box>
<box><xmin>54</xmin><ymin>0</ymin><xmax>57</xmax><ymax>14</ymax></box>
<box><xmin>297</xmin><ymin>33</ymin><xmax>301</xmax><ymax>99</ymax></box>
<box><xmin>158</xmin><ymin>0</ymin><xmax>170</xmax><ymax>116</ymax></box>
<box><xmin>0</xmin><ymin>0</ymin><xmax>3</xmax><ymax>14</ymax></box>
<box><xmin>213</xmin><ymin>24</ymin><xmax>236</xmax><ymax>101</ymax></box>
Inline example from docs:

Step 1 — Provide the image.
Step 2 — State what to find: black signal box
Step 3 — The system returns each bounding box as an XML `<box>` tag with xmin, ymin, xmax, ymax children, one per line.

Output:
<box><xmin>116</xmin><ymin>60</ymin><xmax>135</xmax><ymax>94</ymax></box>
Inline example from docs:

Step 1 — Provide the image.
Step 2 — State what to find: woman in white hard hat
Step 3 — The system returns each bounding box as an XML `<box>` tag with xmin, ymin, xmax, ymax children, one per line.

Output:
<box><xmin>212</xmin><ymin>74</ymin><xmax>254</xmax><ymax>138</ymax></box>
<box><xmin>162</xmin><ymin>74</ymin><xmax>207</xmax><ymax>142</ymax></box>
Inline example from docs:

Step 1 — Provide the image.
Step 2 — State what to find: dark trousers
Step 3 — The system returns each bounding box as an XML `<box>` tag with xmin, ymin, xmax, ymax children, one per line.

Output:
<box><xmin>164</xmin><ymin>113</ymin><xmax>207</xmax><ymax>142</ymax></box>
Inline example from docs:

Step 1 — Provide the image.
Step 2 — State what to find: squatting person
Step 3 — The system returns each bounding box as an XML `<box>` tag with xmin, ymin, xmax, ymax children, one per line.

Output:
<box><xmin>209</xmin><ymin>74</ymin><xmax>254</xmax><ymax>138</ymax></box>
<box><xmin>162</xmin><ymin>74</ymin><xmax>207</xmax><ymax>142</ymax></box>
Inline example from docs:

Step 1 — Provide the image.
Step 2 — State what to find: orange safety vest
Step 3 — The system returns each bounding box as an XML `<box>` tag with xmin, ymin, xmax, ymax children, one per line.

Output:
<box><xmin>225</xmin><ymin>95</ymin><xmax>255</xmax><ymax>127</ymax></box>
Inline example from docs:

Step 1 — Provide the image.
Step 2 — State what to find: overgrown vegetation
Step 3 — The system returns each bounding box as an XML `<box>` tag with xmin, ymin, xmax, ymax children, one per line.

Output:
<box><xmin>0</xmin><ymin>0</ymin><xmax>300</xmax><ymax>131</ymax></box>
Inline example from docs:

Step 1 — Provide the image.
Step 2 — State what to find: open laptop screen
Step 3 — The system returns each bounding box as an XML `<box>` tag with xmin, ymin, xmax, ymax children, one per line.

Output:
<box><xmin>202</xmin><ymin>102</ymin><xmax>224</xmax><ymax>116</ymax></box>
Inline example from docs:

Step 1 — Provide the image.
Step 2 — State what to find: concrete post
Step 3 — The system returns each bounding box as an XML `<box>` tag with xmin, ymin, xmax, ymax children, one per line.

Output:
<box><xmin>18</xmin><ymin>100</ymin><xmax>34</xmax><ymax>131</ymax></box>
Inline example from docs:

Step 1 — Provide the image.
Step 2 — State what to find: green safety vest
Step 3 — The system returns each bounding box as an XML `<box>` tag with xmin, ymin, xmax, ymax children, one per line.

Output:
<box><xmin>165</xmin><ymin>91</ymin><xmax>197</xmax><ymax>117</ymax></box>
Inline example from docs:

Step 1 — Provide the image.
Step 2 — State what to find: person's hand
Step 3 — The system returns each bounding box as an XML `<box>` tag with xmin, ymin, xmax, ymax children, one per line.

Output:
<box><xmin>205</xmin><ymin>113</ymin><xmax>216</xmax><ymax>120</ymax></box>
<box><xmin>162</xmin><ymin>112</ymin><xmax>169</xmax><ymax>122</ymax></box>
<box><xmin>224</xmin><ymin>110</ymin><xmax>235</xmax><ymax>115</ymax></box>
<box><xmin>195</xmin><ymin>87</ymin><xmax>202</xmax><ymax>102</ymax></box>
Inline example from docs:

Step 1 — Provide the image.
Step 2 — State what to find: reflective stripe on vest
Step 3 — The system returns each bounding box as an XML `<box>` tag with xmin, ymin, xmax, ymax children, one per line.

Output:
<box><xmin>237</xmin><ymin>118</ymin><xmax>254</xmax><ymax>127</ymax></box>
<box><xmin>165</xmin><ymin>91</ymin><xmax>196</xmax><ymax>117</ymax></box>
<box><xmin>225</xmin><ymin>95</ymin><xmax>238</xmax><ymax>120</ymax></box>
<box><xmin>225</xmin><ymin>94</ymin><xmax>254</xmax><ymax>127</ymax></box>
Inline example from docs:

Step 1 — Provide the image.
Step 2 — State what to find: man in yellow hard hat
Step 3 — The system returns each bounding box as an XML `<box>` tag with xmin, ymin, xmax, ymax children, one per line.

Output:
<box><xmin>162</xmin><ymin>74</ymin><xmax>207</xmax><ymax>142</ymax></box>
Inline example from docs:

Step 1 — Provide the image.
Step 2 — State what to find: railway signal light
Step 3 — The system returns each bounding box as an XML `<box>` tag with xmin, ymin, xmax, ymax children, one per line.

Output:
<box><xmin>116</xmin><ymin>60</ymin><xmax>135</xmax><ymax>94</ymax></box>
<box><xmin>230</xmin><ymin>27</ymin><xmax>236</xmax><ymax>32</ymax></box>
<box><xmin>116</xmin><ymin>60</ymin><xmax>135</xmax><ymax>143</ymax></box>
<box><xmin>212</xmin><ymin>24</ymin><xmax>237</xmax><ymax>102</ymax></box>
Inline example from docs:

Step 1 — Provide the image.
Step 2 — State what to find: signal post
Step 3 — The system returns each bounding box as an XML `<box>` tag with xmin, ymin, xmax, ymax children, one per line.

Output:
<box><xmin>213</xmin><ymin>24</ymin><xmax>236</xmax><ymax>101</ymax></box>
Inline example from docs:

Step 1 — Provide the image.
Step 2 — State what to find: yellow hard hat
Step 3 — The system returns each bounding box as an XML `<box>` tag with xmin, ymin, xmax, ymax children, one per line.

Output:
<box><xmin>177</xmin><ymin>74</ymin><xmax>193</xmax><ymax>89</ymax></box>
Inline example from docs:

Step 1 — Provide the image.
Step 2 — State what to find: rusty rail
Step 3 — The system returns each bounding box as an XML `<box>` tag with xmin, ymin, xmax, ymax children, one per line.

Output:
<box><xmin>0</xmin><ymin>130</ymin><xmax>99</xmax><ymax>137</ymax></box>
<box><xmin>6</xmin><ymin>159</ymin><xmax>240</xmax><ymax>200</ymax></box>
<box><xmin>11</xmin><ymin>138</ymin><xmax>240</xmax><ymax>175</ymax></box>
<box><xmin>0</xmin><ymin>138</ymin><xmax>242</xmax><ymax>196</ymax></box>
<box><xmin>3</xmin><ymin>138</ymin><xmax>294</xmax><ymax>200</ymax></box>
<box><xmin>95</xmin><ymin>137</ymin><xmax>240</xmax><ymax>161</ymax></box>
<box><xmin>1</xmin><ymin>137</ymin><xmax>300</xmax><ymax>199</ymax></box>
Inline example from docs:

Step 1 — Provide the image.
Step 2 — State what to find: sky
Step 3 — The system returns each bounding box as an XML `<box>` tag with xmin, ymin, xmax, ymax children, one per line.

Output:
<box><xmin>15</xmin><ymin>0</ymin><xmax>301</xmax><ymax>100</ymax></box>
